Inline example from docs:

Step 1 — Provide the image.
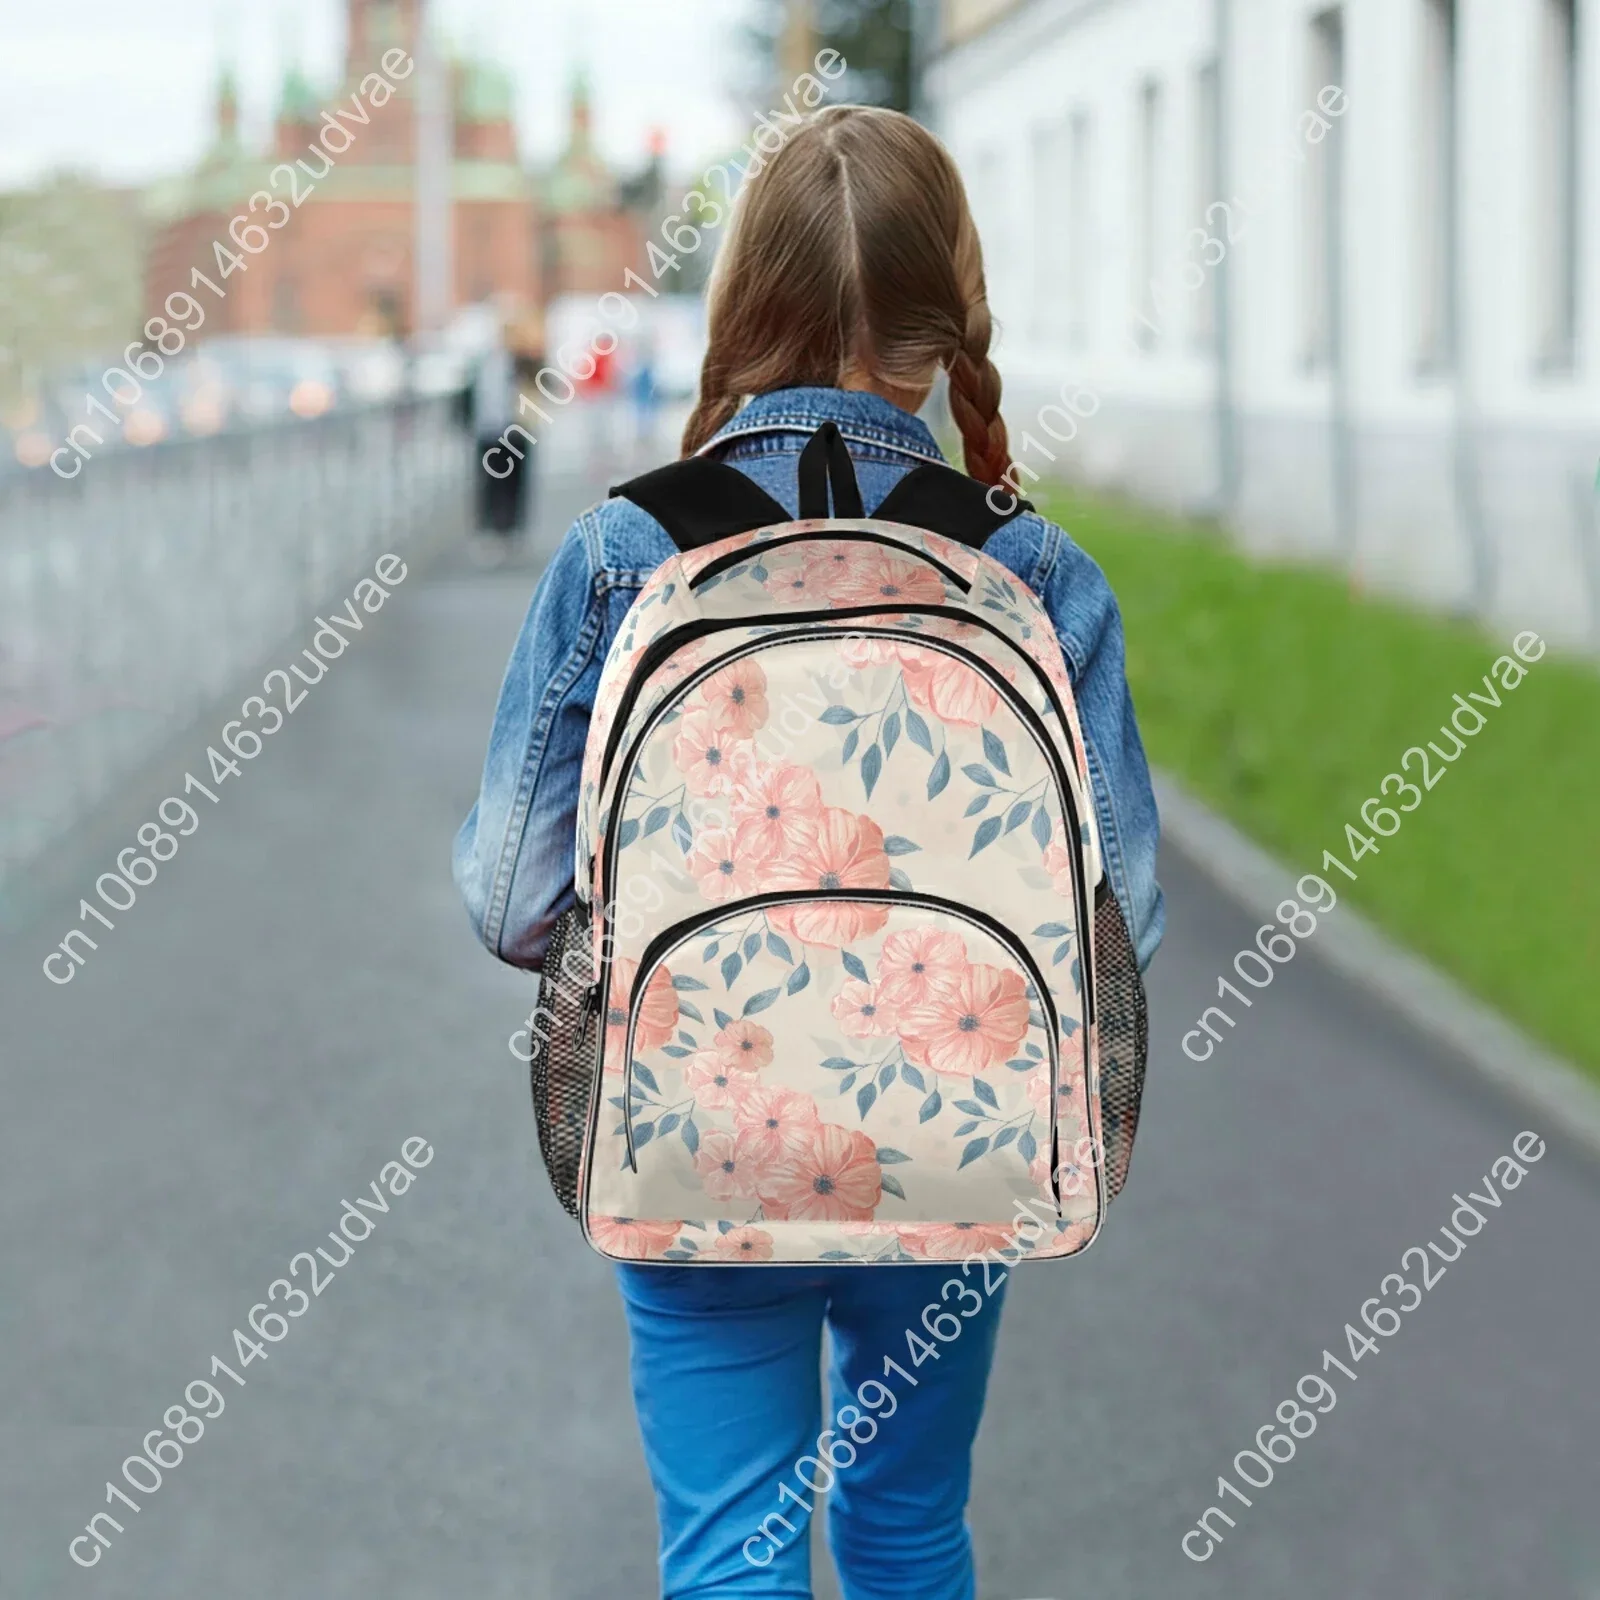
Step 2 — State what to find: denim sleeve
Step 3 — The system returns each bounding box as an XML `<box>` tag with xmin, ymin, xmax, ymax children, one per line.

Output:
<box><xmin>451</xmin><ymin>519</ymin><xmax>609</xmax><ymax>970</ymax></box>
<box><xmin>1025</xmin><ymin>523</ymin><xmax>1165</xmax><ymax>972</ymax></box>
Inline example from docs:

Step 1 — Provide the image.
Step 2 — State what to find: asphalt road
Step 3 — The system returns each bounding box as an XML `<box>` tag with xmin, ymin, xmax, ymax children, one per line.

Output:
<box><xmin>4</xmin><ymin>430</ymin><xmax>1598</xmax><ymax>1600</ymax></box>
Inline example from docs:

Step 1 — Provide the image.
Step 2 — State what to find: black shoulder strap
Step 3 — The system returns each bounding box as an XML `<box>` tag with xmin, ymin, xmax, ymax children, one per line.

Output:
<box><xmin>610</xmin><ymin>458</ymin><xmax>790</xmax><ymax>552</ymax></box>
<box><xmin>612</xmin><ymin>424</ymin><xmax>1032</xmax><ymax>553</ymax></box>
<box><xmin>871</xmin><ymin>462</ymin><xmax>1033</xmax><ymax>549</ymax></box>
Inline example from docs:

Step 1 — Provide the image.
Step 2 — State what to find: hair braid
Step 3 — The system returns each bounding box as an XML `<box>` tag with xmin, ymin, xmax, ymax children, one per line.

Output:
<box><xmin>944</xmin><ymin>282</ymin><xmax>1013</xmax><ymax>489</ymax></box>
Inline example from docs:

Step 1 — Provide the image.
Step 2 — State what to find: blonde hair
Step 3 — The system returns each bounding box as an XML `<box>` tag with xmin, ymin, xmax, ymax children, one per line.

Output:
<box><xmin>681</xmin><ymin>104</ymin><xmax>1013</xmax><ymax>488</ymax></box>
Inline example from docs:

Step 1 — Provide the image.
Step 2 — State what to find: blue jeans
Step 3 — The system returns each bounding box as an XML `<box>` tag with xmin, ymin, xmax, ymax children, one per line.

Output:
<box><xmin>615</xmin><ymin>1262</ymin><xmax>1010</xmax><ymax>1599</ymax></box>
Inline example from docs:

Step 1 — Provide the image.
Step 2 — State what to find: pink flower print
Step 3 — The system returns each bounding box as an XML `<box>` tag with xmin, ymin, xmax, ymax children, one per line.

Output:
<box><xmin>699</xmin><ymin>658</ymin><xmax>768</xmax><ymax>738</ymax></box>
<box><xmin>733</xmin><ymin>1085</ymin><xmax>821</xmax><ymax>1164</ymax></box>
<box><xmin>898</xmin><ymin>646</ymin><xmax>1001</xmax><ymax>727</ymax></box>
<box><xmin>876</xmin><ymin>926</ymin><xmax>969</xmax><ymax>1012</ymax></box>
<box><xmin>1021</xmin><ymin>625</ymin><xmax>1074</xmax><ymax>696</ymax></box>
<box><xmin>1042</xmin><ymin>840</ymin><xmax>1076</xmax><ymax>899</ymax></box>
<box><xmin>592</xmin><ymin>668</ymin><xmax>629</xmax><ymax>739</ymax></box>
<box><xmin>606</xmin><ymin>959</ymin><xmax>679</xmax><ymax>1068</ymax></box>
<box><xmin>684</xmin><ymin>529</ymin><xmax>757</xmax><ymax>579</ymax></box>
<box><xmin>1052</xmin><ymin>1218</ymin><xmax>1097</xmax><ymax>1253</ymax></box>
<box><xmin>765</xmin><ymin>559</ymin><xmax>826</xmax><ymax>605</ymax></box>
<box><xmin>1025</xmin><ymin>1066</ymin><xmax>1054</xmax><ymax>1121</ymax></box>
<box><xmin>898</xmin><ymin>963</ymin><xmax>1031</xmax><ymax>1077</ymax></box>
<box><xmin>803</xmin><ymin>545</ymin><xmax>858</xmax><ymax>594</ymax></box>
<box><xmin>730</xmin><ymin>763</ymin><xmax>823</xmax><ymax>863</ymax></box>
<box><xmin>672</xmin><ymin>710</ymin><xmax>749</xmax><ymax>797</ymax></box>
<box><xmin>765</xmin><ymin>808</ymin><xmax>892</xmax><ymax>946</ymax></box>
<box><xmin>918</xmin><ymin>531</ymin><xmax>978</xmax><ymax>582</ymax></box>
<box><xmin>823</xmin><ymin>552</ymin><xmax>947</xmax><ymax>610</ymax></box>
<box><xmin>757</xmin><ymin>1122</ymin><xmax>882</xmax><ymax>1222</ymax></box>
<box><xmin>587</xmin><ymin>1216</ymin><xmax>682</xmax><ymax>1259</ymax></box>
<box><xmin>712</xmin><ymin>1225</ymin><xmax>775</xmax><ymax>1261</ymax></box>
<box><xmin>712</xmin><ymin>1019</ymin><xmax>774</xmax><ymax>1074</ymax></box>
<box><xmin>685</xmin><ymin>827</ymin><xmax>762</xmax><ymax>903</ymax></box>
<box><xmin>837</xmin><ymin>634</ymin><xmax>901</xmax><ymax>670</ymax></box>
<box><xmin>685</xmin><ymin>1049</ymin><xmax>745</xmax><ymax>1110</ymax></box>
<box><xmin>693</xmin><ymin>1129</ymin><xmax>762</xmax><ymax>1201</ymax></box>
<box><xmin>897</xmin><ymin>1221</ymin><xmax>1019</xmax><ymax>1260</ymax></box>
<box><xmin>831</xmin><ymin>979</ymin><xmax>897</xmax><ymax>1037</ymax></box>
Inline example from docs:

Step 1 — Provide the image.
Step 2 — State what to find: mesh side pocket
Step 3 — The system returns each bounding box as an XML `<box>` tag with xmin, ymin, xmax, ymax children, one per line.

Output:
<box><xmin>1093</xmin><ymin>882</ymin><xmax>1148</xmax><ymax>1201</ymax></box>
<box><xmin>529</xmin><ymin>903</ymin><xmax>599</xmax><ymax>1219</ymax></box>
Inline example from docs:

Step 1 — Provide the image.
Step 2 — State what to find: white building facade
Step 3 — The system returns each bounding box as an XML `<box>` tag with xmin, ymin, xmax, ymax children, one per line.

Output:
<box><xmin>927</xmin><ymin>0</ymin><xmax>1600</xmax><ymax>649</ymax></box>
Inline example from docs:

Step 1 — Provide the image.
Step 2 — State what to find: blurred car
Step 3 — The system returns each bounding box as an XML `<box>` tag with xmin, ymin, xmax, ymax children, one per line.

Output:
<box><xmin>2</xmin><ymin>391</ymin><xmax>58</xmax><ymax>476</ymax></box>
<box><xmin>327</xmin><ymin>338</ymin><xmax>407</xmax><ymax>405</ymax></box>
<box><xmin>408</xmin><ymin>345</ymin><xmax>472</xmax><ymax>398</ymax></box>
<box><xmin>176</xmin><ymin>337</ymin><xmax>342</xmax><ymax>432</ymax></box>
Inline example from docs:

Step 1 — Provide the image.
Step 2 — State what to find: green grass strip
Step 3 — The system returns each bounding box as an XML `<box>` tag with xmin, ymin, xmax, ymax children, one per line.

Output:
<box><xmin>1038</xmin><ymin>487</ymin><xmax>1600</xmax><ymax>1078</ymax></box>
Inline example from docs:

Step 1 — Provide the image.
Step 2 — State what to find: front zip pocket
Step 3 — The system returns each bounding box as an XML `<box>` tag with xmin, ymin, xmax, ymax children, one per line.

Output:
<box><xmin>593</xmin><ymin>892</ymin><xmax>1079</xmax><ymax>1233</ymax></box>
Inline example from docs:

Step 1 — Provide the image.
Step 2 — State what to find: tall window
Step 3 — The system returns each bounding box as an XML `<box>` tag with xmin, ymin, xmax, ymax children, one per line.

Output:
<box><xmin>1534</xmin><ymin>0</ymin><xmax>1579</xmax><ymax>371</ymax></box>
<box><xmin>1068</xmin><ymin>111</ymin><xmax>1094</xmax><ymax>350</ymax></box>
<box><xmin>1303</xmin><ymin>8</ymin><xmax>1345</xmax><ymax>369</ymax></box>
<box><xmin>1416</xmin><ymin>0</ymin><xmax>1457</xmax><ymax>372</ymax></box>
<box><xmin>1133</xmin><ymin>79</ymin><xmax>1163</xmax><ymax>351</ymax></box>
<box><xmin>1194</xmin><ymin>59</ymin><xmax>1221</xmax><ymax>352</ymax></box>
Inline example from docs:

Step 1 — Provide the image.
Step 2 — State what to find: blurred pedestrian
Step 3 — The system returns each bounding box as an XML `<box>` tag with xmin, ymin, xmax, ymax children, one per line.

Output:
<box><xmin>507</xmin><ymin>311</ymin><xmax>546</xmax><ymax>537</ymax></box>
<box><xmin>578</xmin><ymin>338</ymin><xmax>619</xmax><ymax>472</ymax></box>
<box><xmin>627</xmin><ymin>328</ymin><xmax>662</xmax><ymax>465</ymax></box>
<box><xmin>454</xmin><ymin>106</ymin><xmax>1163</xmax><ymax>1599</ymax></box>
<box><xmin>470</xmin><ymin>331</ymin><xmax>521</xmax><ymax>540</ymax></box>
<box><xmin>470</xmin><ymin>311</ymin><xmax>544</xmax><ymax>547</ymax></box>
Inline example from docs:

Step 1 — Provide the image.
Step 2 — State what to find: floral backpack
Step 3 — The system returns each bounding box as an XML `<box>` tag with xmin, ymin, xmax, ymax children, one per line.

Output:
<box><xmin>527</xmin><ymin>423</ymin><xmax>1148</xmax><ymax>1266</ymax></box>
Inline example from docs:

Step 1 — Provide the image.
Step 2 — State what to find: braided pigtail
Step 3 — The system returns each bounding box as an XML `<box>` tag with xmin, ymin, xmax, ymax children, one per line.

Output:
<box><xmin>943</xmin><ymin>217</ymin><xmax>1014</xmax><ymax>489</ymax></box>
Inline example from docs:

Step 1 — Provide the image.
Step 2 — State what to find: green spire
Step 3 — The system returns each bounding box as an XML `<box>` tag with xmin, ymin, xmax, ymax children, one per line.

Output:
<box><xmin>457</xmin><ymin>59</ymin><xmax>514</xmax><ymax>123</ymax></box>
<box><xmin>215</xmin><ymin>62</ymin><xmax>240</xmax><ymax>146</ymax></box>
<box><xmin>280</xmin><ymin>62</ymin><xmax>319</xmax><ymax>122</ymax></box>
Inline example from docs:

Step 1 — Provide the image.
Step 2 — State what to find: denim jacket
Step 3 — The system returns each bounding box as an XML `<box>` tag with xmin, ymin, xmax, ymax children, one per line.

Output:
<box><xmin>453</xmin><ymin>387</ymin><xmax>1164</xmax><ymax>973</ymax></box>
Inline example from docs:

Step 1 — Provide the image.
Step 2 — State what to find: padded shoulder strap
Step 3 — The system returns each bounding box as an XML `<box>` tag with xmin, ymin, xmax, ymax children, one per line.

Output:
<box><xmin>870</xmin><ymin>462</ymin><xmax>1034</xmax><ymax>549</ymax></box>
<box><xmin>610</xmin><ymin>459</ymin><xmax>790</xmax><ymax>552</ymax></box>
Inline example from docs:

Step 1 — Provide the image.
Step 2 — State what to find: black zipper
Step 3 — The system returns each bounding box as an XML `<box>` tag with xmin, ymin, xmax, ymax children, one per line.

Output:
<box><xmin>621</xmin><ymin>888</ymin><xmax>1063</xmax><ymax>1209</ymax></box>
<box><xmin>689</xmin><ymin>529</ymin><xmax>973</xmax><ymax>594</ymax></box>
<box><xmin>591</xmin><ymin>602</ymin><xmax>1081</xmax><ymax>846</ymax></box>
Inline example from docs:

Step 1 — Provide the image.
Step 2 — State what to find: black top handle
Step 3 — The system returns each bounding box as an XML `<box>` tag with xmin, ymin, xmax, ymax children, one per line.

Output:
<box><xmin>797</xmin><ymin>421</ymin><xmax>865</xmax><ymax>520</ymax></box>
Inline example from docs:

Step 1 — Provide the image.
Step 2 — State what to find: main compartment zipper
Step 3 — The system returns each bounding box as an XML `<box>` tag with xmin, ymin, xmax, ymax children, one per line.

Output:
<box><xmin>589</xmin><ymin>602</ymin><xmax>1083</xmax><ymax>831</ymax></box>
<box><xmin>621</xmin><ymin>888</ymin><xmax>1064</xmax><ymax>1213</ymax></box>
<box><xmin>688</xmin><ymin>528</ymin><xmax>974</xmax><ymax>594</ymax></box>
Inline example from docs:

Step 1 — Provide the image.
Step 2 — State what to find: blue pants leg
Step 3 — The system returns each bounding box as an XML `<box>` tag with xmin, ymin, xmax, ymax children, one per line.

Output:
<box><xmin>615</xmin><ymin>1263</ymin><xmax>1009</xmax><ymax>1600</ymax></box>
<box><xmin>822</xmin><ymin>1266</ymin><xmax>1009</xmax><ymax>1600</ymax></box>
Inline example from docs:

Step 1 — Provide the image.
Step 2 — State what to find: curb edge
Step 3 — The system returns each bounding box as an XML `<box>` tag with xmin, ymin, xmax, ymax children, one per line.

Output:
<box><xmin>1152</xmin><ymin>769</ymin><xmax>1600</xmax><ymax>1162</ymax></box>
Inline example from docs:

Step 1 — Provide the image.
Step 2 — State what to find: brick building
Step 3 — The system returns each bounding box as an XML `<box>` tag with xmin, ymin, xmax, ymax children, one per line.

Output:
<box><xmin>143</xmin><ymin>0</ymin><xmax>645</xmax><ymax>339</ymax></box>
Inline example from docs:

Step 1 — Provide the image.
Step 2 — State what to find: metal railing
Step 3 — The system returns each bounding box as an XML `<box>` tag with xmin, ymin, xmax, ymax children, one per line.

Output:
<box><xmin>0</xmin><ymin>397</ymin><xmax>473</xmax><ymax>893</ymax></box>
